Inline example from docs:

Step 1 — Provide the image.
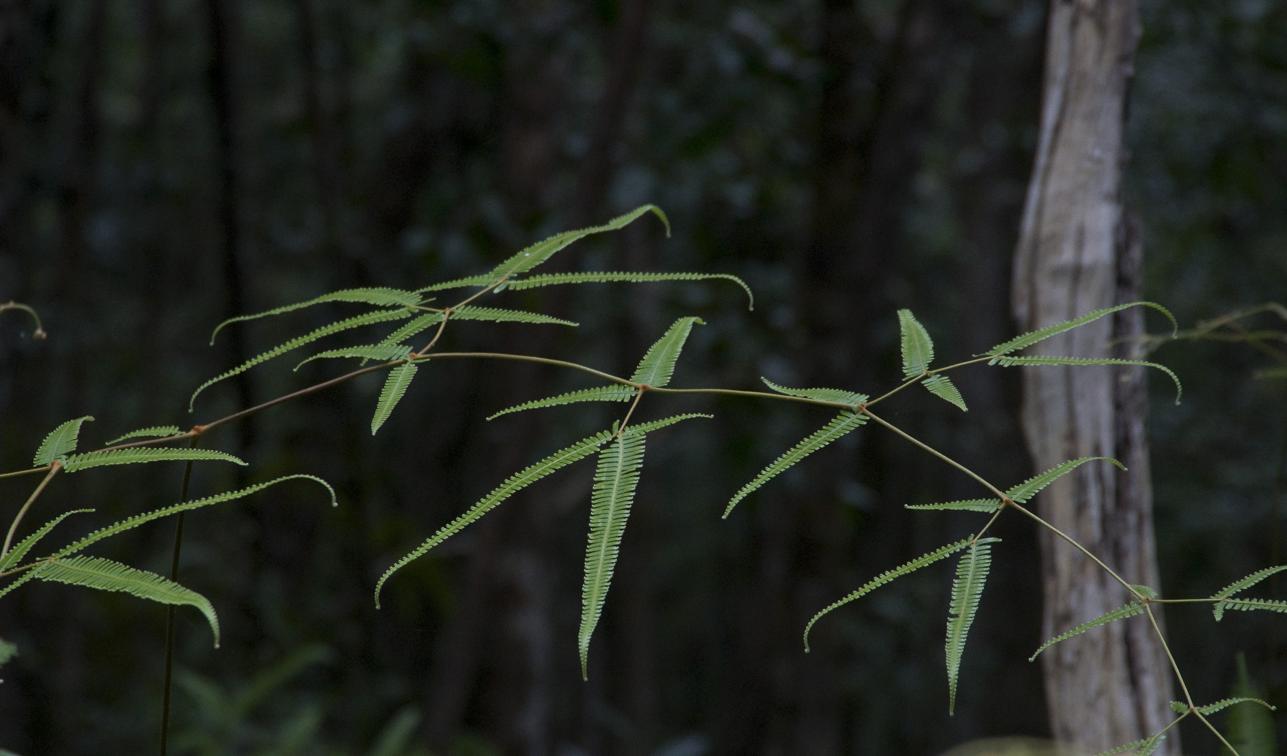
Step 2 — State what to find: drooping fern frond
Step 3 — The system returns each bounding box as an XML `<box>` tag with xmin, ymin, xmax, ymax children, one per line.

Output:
<box><xmin>618</xmin><ymin>413</ymin><xmax>712</xmax><ymax>437</ymax></box>
<box><xmin>62</xmin><ymin>448</ymin><xmax>246</xmax><ymax>473</ymax></box>
<box><xmin>905</xmin><ymin>498</ymin><xmax>1001</xmax><ymax>513</ymax></box>
<box><xmin>508</xmin><ymin>272</ymin><xmax>755</xmax><ymax>311</ymax></box>
<box><xmin>489</xmin><ymin>204</ymin><xmax>669</xmax><ymax>279</ymax></box>
<box><xmin>1095</xmin><ymin>734</ymin><xmax>1167</xmax><ymax>756</ymax></box>
<box><xmin>991</xmin><ymin>356</ymin><xmax>1183</xmax><ymax>404</ymax></box>
<box><xmin>897</xmin><ymin>309</ymin><xmax>935</xmax><ymax>378</ymax></box>
<box><xmin>104</xmin><ymin>425</ymin><xmax>183</xmax><ymax>445</ymax></box>
<box><xmin>1170</xmin><ymin>697</ymin><xmax>1277</xmax><ymax>716</ymax></box>
<box><xmin>416</xmin><ymin>274</ymin><xmax>495</xmax><ymax>294</ymax></box>
<box><xmin>803</xmin><ymin>536</ymin><xmax>974</xmax><ymax>652</ymax></box>
<box><xmin>294</xmin><ymin>344</ymin><xmax>413</xmax><ymax>372</ymax></box>
<box><xmin>374</xmin><ymin>430</ymin><xmax>615</xmax><ymax>608</ymax></box>
<box><xmin>371</xmin><ymin>363</ymin><xmax>419</xmax><ymax>435</ymax></box>
<box><xmin>1211</xmin><ymin>565</ymin><xmax>1287</xmax><ymax>620</ymax></box>
<box><xmin>921</xmin><ymin>375</ymin><xmax>967</xmax><ymax>412</ymax></box>
<box><xmin>723</xmin><ymin>411</ymin><xmax>867</xmax><ymax>519</ymax></box>
<box><xmin>1213</xmin><ymin>597</ymin><xmax>1287</xmax><ymax>620</ymax></box>
<box><xmin>449</xmin><ymin>306</ymin><xmax>579</xmax><ymax>327</ymax></box>
<box><xmin>191</xmin><ymin>308</ymin><xmax>413</xmax><ymax>410</ymax></box>
<box><xmin>487</xmin><ymin>385</ymin><xmax>636</xmax><ymax>421</ymax></box>
<box><xmin>1028</xmin><ymin>601</ymin><xmax>1145</xmax><ymax>662</ymax></box>
<box><xmin>760</xmin><ymin>377</ymin><xmax>866</xmax><ymax>407</ymax></box>
<box><xmin>208</xmin><ymin>287</ymin><xmax>421</xmax><ymax>345</ymax></box>
<box><xmin>0</xmin><ymin>508</ymin><xmax>95</xmax><ymax>571</ymax></box>
<box><xmin>1005</xmin><ymin>456</ymin><xmax>1125</xmax><ymax>503</ymax></box>
<box><xmin>985</xmin><ymin>301</ymin><xmax>1178</xmax><ymax>357</ymax></box>
<box><xmin>579</xmin><ymin>433</ymin><xmax>646</xmax><ymax>680</ymax></box>
<box><xmin>32</xmin><ymin>556</ymin><xmax>221</xmax><ymax>647</ymax></box>
<box><xmin>631</xmin><ymin>317</ymin><xmax>703</xmax><ymax>387</ymax></box>
<box><xmin>33</xmin><ymin>415</ymin><xmax>94</xmax><ymax>466</ymax></box>
<box><xmin>945</xmin><ymin>537</ymin><xmax>997</xmax><ymax>715</ymax></box>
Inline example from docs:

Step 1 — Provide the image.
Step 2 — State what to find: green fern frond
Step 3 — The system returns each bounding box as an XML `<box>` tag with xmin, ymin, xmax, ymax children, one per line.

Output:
<box><xmin>508</xmin><ymin>271</ymin><xmax>755</xmax><ymax>311</ymax></box>
<box><xmin>32</xmin><ymin>556</ymin><xmax>220</xmax><ymax>647</ymax></box>
<box><xmin>1210</xmin><ymin>565</ymin><xmax>1287</xmax><ymax>620</ymax></box>
<box><xmin>371</xmin><ymin>363</ymin><xmax>418</xmax><ymax>435</ymax></box>
<box><xmin>489</xmin><ymin>204</ymin><xmax>669</xmax><ymax>278</ymax></box>
<box><xmin>803</xmin><ymin>536</ymin><xmax>974</xmax><ymax>652</ymax></box>
<box><xmin>921</xmin><ymin>375</ymin><xmax>967</xmax><ymax>411</ymax></box>
<box><xmin>0</xmin><ymin>508</ymin><xmax>95</xmax><ymax>571</ymax></box>
<box><xmin>1171</xmin><ymin>697</ymin><xmax>1277</xmax><ymax>716</ymax></box>
<box><xmin>631</xmin><ymin>317</ymin><xmax>704</xmax><ymax>387</ymax></box>
<box><xmin>416</xmin><ymin>275</ymin><xmax>495</xmax><ymax>294</ymax></box>
<box><xmin>905</xmin><ymin>499</ymin><xmax>1001</xmax><ymax>513</ymax></box>
<box><xmin>487</xmin><ymin>385</ymin><xmax>636</xmax><ymax>421</ymax></box>
<box><xmin>34</xmin><ymin>416</ymin><xmax>94</xmax><ymax>466</ymax></box>
<box><xmin>62</xmin><ymin>448</ymin><xmax>246</xmax><ymax>473</ymax></box>
<box><xmin>985</xmin><ymin>302</ymin><xmax>1178</xmax><ymax>357</ymax></box>
<box><xmin>897</xmin><ymin>309</ymin><xmax>935</xmax><ymax>378</ymax></box>
<box><xmin>579</xmin><ymin>433</ymin><xmax>647</xmax><ymax>680</ymax></box>
<box><xmin>991</xmin><ymin>356</ymin><xmax>1183</xmax><ymax>404</ymax></box>
<box><xmin>1028</xmin><ymin>602</ymin><xmax>1144</xmax><ymax>661</ymax></box>
<box><xmin>374</xmin><ymin>430</ymin><xmax>614</xmax><ymax>608</ymax></box>
<box><xmin>723</xmin><ymin>411</ymin><xmax>867</xmax><ymax>519</ymax></box>
<box><xmin>191</xmin><ymin>308</ymin><xmax>413</xmax><ymax>410</ymax></box>
<box><xmin>105</xmin><ymin>425</ymin><xmax>183</xmax><ymax>445</ymax></box>
<box><xmin>371</xmin><ymin>313</ymin><xmax>445</xmax><ymax>356</ymax></box>
<box><xmin>1213</xmin><ymin>597</ymin><xmax>1287</xmax><ymax>621</ymax></box>
<box><xmin>450</xmin><ymin>306</ymin><xmax>578</xmax><ymax>327</ymax></box>
<box><xmin>946</xmin><ymin>537</ymin><xmax>998</xmax><ymax>715</ymax></box>
<box><xmin>1095</xmin><ymin>734</ymin><xmax>1167</xmax><ymax>756</ymax></box>
<box><xmin>294</xmin><ymin>344</ymin><xmax>412</xmax><ymax>371</ymax></box>
<box><xmin>209</xmin><ymin>287</ymin><xmax>421</xmax><ymax>345</ymax></box>
<box><xmin>760</xmin><ymin>377</ymin><xmax>866</xmax><ymax>407</ymax></box>
<box><xmin>619</xmin><ymin>413</ymin><xmax>712</xmax><ymax>437</ymax></box>
<box><xmin>1005</xmin><ymin>456</ymin><xmax>1125</xmax><ymax>503</ymax></box>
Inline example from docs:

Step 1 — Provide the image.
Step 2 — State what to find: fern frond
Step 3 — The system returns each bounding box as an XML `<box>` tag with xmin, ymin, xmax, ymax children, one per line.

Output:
<box><xmin>0</xmin><ymin>567</ymin><xmax>38</xmax><ymax>600</ymax></box>
<box><xmin>985</xmin><ymin>302</ymin><xmax>1178</xmax><ymax>357</ymax></box>
<box><xmin>62</xmin><ymin>448</ymin><xmax>246</xmax><ymax>473</ymax></box>
<box><xmin>0</xmin><ymin>508</ymin><xmax>95</xmax><ymax>571</ymax></box>
<box><xmin>723</xmin><ymin>411</ymin><xmax>867</xmax><ymax>519</ymax></box>
<box><xmin>921</xmin><ymin>375</ymin><xmax>967</xmax><ymax>411</ymax></box>
<box><xmin>487</xmin><ymin>385</ymin><xmax>636</xmax><ymax>421</ymax></box>
<box><xmin>34</xmin><ymin>416</ymin><xmax>94</xmax><ymax>466</ymax></box>
<box><xmin>897</xmin><ymin>309</ymin><xmax>935</xmax><ymax>378</ymax></box>
<box><xmin>579</xmin><ymin>434</ymin><xmax>647</xmax><ymax>680</ymax></box>
<box><xmin>905</xmin><ymin>499</ymin><xmax>1001</xmax><ymax>513</ymax></box>
<box><xmin>631</xmin><ymin>317</ymin><xmax>703</xmax><ymax>387</ymax></box>
<box><xmin>104</xmin><ymin>425</ymin><xmax>182</xmax><ymax>445</ymax></box>
<box><xmin>1005</xmin><ymin>456</ymin><xmax>1125</xmax><ymax>503</ymax></box>
<box><xmin>450</xmin><ymin>306</ymin><xmax>578</xmax><ymax>327</ymax></box>
<box><xmin>803</xmin><ymin>536</ymin><xmax>974</xmax><ymax>652</ymax></box>
<box><xmin>373</xmin><ymin>312</ymin><xmax>444</xmax><ymax>353</ymax></box>
<box><xmin>1028</xmin><ymin>602</ymin><xmax>1144</xmax><ymax>661</ymax></box>
<box><xmin>416</xmin><ymin>275</ymin><xmax>495</xmax><ymax>294</ymax></box>
<box><xmin>208</xmin><ymin>287</ymin><xmax>420</xmax><ymax>345</ymax></box>
<box><xmin>1171</xmin><ymin>697</ymin><xmax>1277</xmax><ymax>716</ymax></box>
<box><xmin>1210</xmin><ymin>565</ymin><xmax>1287</xmax><ymax>620</ymax></box>
<box><xmin>293</xmin><ymin>344</ymin><xmax>412</xmax><ymax>372</ymax></box>
<box><xmin>371</xmin><ymin>363</ymin><xmax>418</xmax><ymax>435</ymax></box>
<box><xmin>508</xmin><ymin>271</ymin><xmax>755</xmax><ymax>311</ymax></box>
<box><xmin>991</xmin><ymin>356</ymin><xmax>1182</xmax><ymax>404</ymax></box>
<box><xmin>190</xmin><ymin>308</ymin><xmax>413</xmax><ymax>410</ymax></box>
<box><xmin>1213</xmin><ymin>597</ymin><xmax>1287</xmax><ymax>621</ymax></box>
<box><xmin>619</xmin><ymin>413</ymin><xmax>713</xmax><ymax>437</ymax></box>
<box><xmin>760</xmin><ymin>377</ymin><xmax>866</xmax><ymax>407</ymax></box>
<box><xmin>374</xmin><ymin>430</ymin><xmax>614</xmax><ymax>608</ymax></box>
<box><xmin>1095</xmin><ymin>734</ymin><xmax>1167</xmax><ymax>756</ymax></box>
<box><xmin>489</xmin><ymin>204</ymin><xmax>669</xmax><ymax>278</ymax></box>
<box><xmin>32</xmin><ymin>556</ymin><xmax>220</xmax><ymax>647</ymax></box>
<box><xmin>945</xmin><ymin>537</ymin><xmax>998</xmax><ymax>715</ymax></box>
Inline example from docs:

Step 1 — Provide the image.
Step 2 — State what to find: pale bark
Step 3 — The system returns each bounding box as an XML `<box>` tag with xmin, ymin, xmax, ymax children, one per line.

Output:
<box><xmin>1012</xmin><ymin>1</ymin><xmax>1177</xmax><ymax>752</ymax></box>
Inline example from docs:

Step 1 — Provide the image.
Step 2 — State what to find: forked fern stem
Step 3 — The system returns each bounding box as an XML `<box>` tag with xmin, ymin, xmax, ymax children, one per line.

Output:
<box><xmin>1007</xmin><ymin>502</ymin><xmax>1144</xmax><ymax>602</ymax></box>
<box><xmin>1</xmin><ymin>462</ymin><xmax>61</xmax><ymax>560</ymax></box>
<box><xmin>614</xmin><ymin>390</ymin><xmax>646</xmax><ymax>439</ymax></box>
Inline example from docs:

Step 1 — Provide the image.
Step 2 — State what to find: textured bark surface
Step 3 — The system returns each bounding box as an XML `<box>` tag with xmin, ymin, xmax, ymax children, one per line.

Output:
<box><xmin>1012</xmin><ymin>1</ymin><xmax>1177</xmax><ymax>752</ymax></box>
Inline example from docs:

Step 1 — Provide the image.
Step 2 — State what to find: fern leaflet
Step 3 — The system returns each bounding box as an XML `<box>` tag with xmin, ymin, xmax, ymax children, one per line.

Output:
<box><xmin>208</xmin><ymin>287</ymin><xmax>421</xmax><ymax>344</ymax></box>
<box><xmin>416</xmin><ymin>274</ymin><xmax>495</xmax><ymax>294</ymax></box>
<box><xmin>1214</xmin><ymin>597</ymin><xmax>1287</xmax><ymax>620</ymax></box>
<box><xmin>1029</xmin><ymin>602</ymin><xmax>1145</xmax><ymax>661</ymax></box>
<box><xmin>1210</xmin><ymin>565</ymin><xmax>1287</xmax><ymax>620</ymax></box>
<box><xmin>1006</xmin><ymin>456</ymin><xmax>1125</xmax><ymax>503</ymax></box>
<box><xmin>0</xmin><ymin>508</ymin><xmax>95</xmax><ymax>571</ymax></box>
<box><xmin>921</xmin><ymin>375</ymin><xmax>967</xmax><ymax>411</ymax></box>
<box><xmin>619</xmin><ymin>413</ymin><xmax>712</xmax><ymax>437</ymax></box>
<box><xmin>945</xmin><ymin>537</ymin><xmax>997</xmax><ymax>715</ymax></box>
<box><xmin>1170</xmin><ymin>697</ymin><xmax>1277</xmax><ymax>716</ymax></box>
<box><xmin>631</xmin><ymin>317</ymin><xmax>703</xmax><ymax>387</ymax></box>
<box><xmin>62</xmin><ymin>448</ymin><xmax>246</xmax><ymax>473</ymax></box>
<box><xmin>371</xmin><ymin>363</ymin><xmax>418</xmax><ymax>435</ymax></box>
<box><xmin>508</xmin><ymin>271</ymin><xmax>755</xmax><ymax>311</ymax></box>
<box><xmin>489</xmin><ymin>204</ymin><xmax>669</xmax><ymax>278</ymax></box>
<box><xmin>1094</xmin><ymin>734</ymin><xmax>1167</xmax><ymax>756</ymax></box>
<box><xmin>985</xmin><ymin>302</ymin><xmax>1178</xmax><ymax>357</ymax></box>
<box><xmin>488</xmin><ymin>385</ymin><xmax>636</xmax><ymax>421</ymax></box>
<box><xmin>34</xmin><ymin>415</ymin><xmax>94</xmax><ymax>466</ymax></box>
<box><xmin>105</xmin><ymin>425</ymin><xmax>182</xmax><ymax>445</ymax></box>
<box><xmin>905</xmin><ymin>499</ymin><xmax>1001</xmax><ymax>513</ymax></box>
<box><xmin>760</xmin><ymin>377</ymin><xmax>866</xmax><ymax>407</ymax></box>
<box><xmin>992</xmin><ymin>356</ymin><xmax>1182</xmax><ymax>404</ymax></box>
<box><xmin>294</xmin><ymin>344</ymin><xmax>412</xmax><ymax>371</ymax></box>
<box><xmin>897</xmin><ymin>309</ymin><xmax>935</xmax><ymax>378</ymax></box>
<box><xmin>450</xmin><ymin>306</ymin><xmax>578</xmax><ymax>327</ymax></box>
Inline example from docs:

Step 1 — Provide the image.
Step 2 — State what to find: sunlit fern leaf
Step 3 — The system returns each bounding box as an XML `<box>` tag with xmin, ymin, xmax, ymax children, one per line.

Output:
<box><xmin>62</xmin><ymin>448</ymin><xmax>246</xmax><ymax>473</ymax></box>
<box><xmin>1170</xmin><ymin>697</ymin><xmax>1277</xmax><ymax>716</ymax></box>
<box><xmin>1213</xmin><ymin>597</ymin><xmax>1287</xmax><ymax>621</ymax></box>
<box><xmin>631</xmin><ymin>317</ymin><xmax>703</xmax><ymax>387</ymax></box>
<box><xmin>985</xmin><ymin>302</ymin><xmax>1178</xmax><ymax>357</ymax></box>
<box><xmin>33</xmin><ymin>415</ymin><xmax>94</xmax><ymax>466</ymax></box>
<box><xmin>1094</xmin><ymin>734</ymin><xmax>1167</xmax><ymax>756</ymax></box>
<box><xmin>374</xmin><ymin>430</ymin><xmax>615</xmax><ymax>608</ymax></box>
<box><xmin>489</xmin><ymin>204</ymin><xmax>669</xmax><ymax>279</ymax></box>
<box><xmin>508</xmin><ymin>271</ymin><xmax>755</xmax><ymax>311</ymax></box>
<box><xmin>1005</xmin><ymin>456</ymin><xmax>1125</xmax><ymax>503</ymax></box>
<box><xmin>1028</xmin><ymin>602</ymin><xmax>1144</xmax><ymax>661</ymax></box>
<box><xmin>905</xmin><ymin>499</ymin><xmax>1001</xmax><ymax>513</ymax></box>
<box><xmin>723</xmin><ymin>411</ymin><xmax>867</xmax><ymax>519</ymax></box>
<box><xmin>897</xmin><ymin>309</ymin><xmax>935</xmax><ymax>378</ymax></box>
<box><xmin>1209</xmin><ymin>565</ymin><xmax>1287</xmax><ymax>620</ymax></box>
<box><xmin>760</xmin><ymin>377</ymin><xmax>866</xmax><ymax>407</ymax></box>
<box><xmin>487</xmin><ymin>385</ymin><xmax>636</xmax><ymax>421</ymax></box>
<box><xmin>104</xmin><ymin>425</ymin><xmax>182</xmax><ymax>445</ymax></box>
<box><xmin>0</xmin><ymin>508</ymin><xmax>94</xmax><ymax>571</ymax></box>
<box><xmin>294</xmin><ymin>344</ymin><xmax>412</xmax><ymax>372</ymax></box>
<box><xmin>208</xmin><ymin>287</ymin><xmax>420</xmax><ymax>345</ymax></box>
<box><xmin>32</xmin><ymin>556</ymin><xmax>221</xmax><ymax>647</ymax></box>
<box><xmin>991</xmin><ymin>356</ymin><xmax>1182</xmax><ymax>404</ymax></box>
<box><xmin>921</xmin><ymin>375</ymin><xmax>967</xmax><ymax>411</ymax></box>
<box><xmin>579</xmin><ymin>433</ymin><xmax>646</xmax><ymax>680</ymax></box>
<box><xmin>190</xmin><ymin>308</ymin><xmax>413</xmax><ymax>410</ymax></box>
<box><xmin>371</xmin><ymin>363</ymin><xmax>418</xmax><ymax>435</ymax></box>
<box><xmin>450</xmin><ymin>306</ymin><xmax>578</xmax><ymax>327</ymax></box>
<box><xmin>803</xmin><ymin>536</ymin><xmax>974</xmax><ymax>652</ymax></box>
<box><xmin>416</xmin><ymin>274</ymin><xmax>495</xmax><ymax>294</ymax></box>
<box><xmin>619</xmin><ymin>413</ymin><xmax>712</xmax><ymax>437</ymax></box>
<box><xmin>946</xmin><ymin>537</ymin><xmax>998</xmax><ymax>715</ymax></box>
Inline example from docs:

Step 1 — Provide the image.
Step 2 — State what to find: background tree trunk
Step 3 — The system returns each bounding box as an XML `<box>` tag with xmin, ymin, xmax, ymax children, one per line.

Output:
<box><xmin>1013</xmin><ymin>1</ymin><xmax>1177</xmax><ymax>752</ymax></box>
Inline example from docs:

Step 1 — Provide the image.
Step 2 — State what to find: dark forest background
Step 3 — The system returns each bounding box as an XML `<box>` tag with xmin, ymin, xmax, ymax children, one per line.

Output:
<box><xmin>1</xmin><ymin>1</ymin><xmax>1285</xmax><ymax>754</ymax></box>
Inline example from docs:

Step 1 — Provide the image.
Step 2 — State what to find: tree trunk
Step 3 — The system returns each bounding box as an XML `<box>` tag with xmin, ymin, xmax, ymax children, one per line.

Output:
<box><xmin>1012</xmin><ymin>1</ymin><xmax>1176</xmax><ymax>752</ymax></box>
